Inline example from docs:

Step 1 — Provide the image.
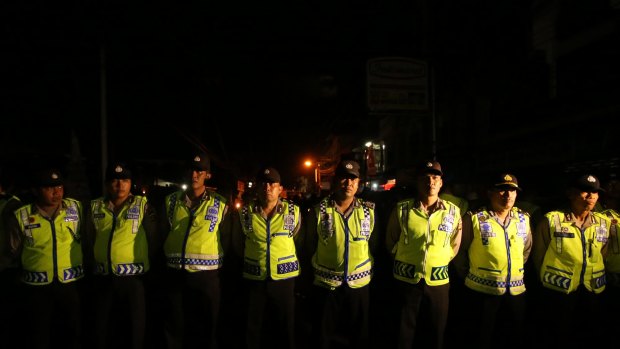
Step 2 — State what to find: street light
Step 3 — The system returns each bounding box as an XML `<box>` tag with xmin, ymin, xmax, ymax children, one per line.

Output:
<box><xmin>304</xmin><ymin>159</ymin><xmax>321</xmax><ymax>195</ymax></box>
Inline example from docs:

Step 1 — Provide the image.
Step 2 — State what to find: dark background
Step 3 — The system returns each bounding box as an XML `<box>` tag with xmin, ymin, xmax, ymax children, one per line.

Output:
<box><xmin>2</xmin><ymin>1</ymin><xmax>619</xmax><ymax>199</ymax></box>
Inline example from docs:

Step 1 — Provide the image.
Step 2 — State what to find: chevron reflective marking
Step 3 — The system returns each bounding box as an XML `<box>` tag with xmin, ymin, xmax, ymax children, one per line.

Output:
<box><xmin>543</xmin><ymin>271</ymin><xmax>570</xmax><ymax>289</ymax></box>
<box><xmin>24</xmin><ymin>271</ymin><xmax>48</xmax><ymax>283</ymax></box>
<box><xmin>594</xmin><ymin>274</ymin><xmax>606</xmax><ymax>288</ymax></box>
<box><xmin>431</xmin><ymin>265</ymin><xmax>449</xmax><ymax>280</ymax></box>
<box><xmin>393</xmin><ymin>260</ymin><xmax>415</xmax><ymax>279</ymax></box>
<box><xmin>63</xmin><ymin>265</ymin><xmax>84</xmax><ymax>280</ymax></box>
<box><xmin>116</xmin><ymin>263</ymin><xmax>145</xmax><ymax>275</ymax></box>
<box><xmin>96</xmin><ymin>263</ymin><xmax>105</xmax><ymax>274</ymax></box>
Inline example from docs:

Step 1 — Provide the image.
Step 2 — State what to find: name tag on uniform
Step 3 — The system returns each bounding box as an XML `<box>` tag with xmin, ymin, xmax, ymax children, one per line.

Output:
<box><xmin>25</xmin><ymin>223</ymin><xmax>41</xmax><ymax>229</ymax></box>
<box><xmin>438</xmin><ymin>223</ymin><xmax>452</xmax><ymax>232</ymax></box>
<box><xmin>126</xmin><ymin>214</ymin><xmax>140</xmax><ymax>220</ymax></box>
<box><xmin>94</xmin><ymin>213</ymin><xmax>105</xmax><ymax>219</ymax></box>
<box><xmin>553</xmin><ymin>231</ymin><xmax>575</xmax><ymax>238</ymax></box>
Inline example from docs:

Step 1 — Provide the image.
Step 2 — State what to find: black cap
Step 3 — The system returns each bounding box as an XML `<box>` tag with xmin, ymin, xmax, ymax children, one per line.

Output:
<box><xmin>335</xmin><ymin>160</ymin><xmax>360</xmax><ymax>178</ymax></box>
<box><xmin>571</xmin><ymin>174</ymin><xmax>605</xmax><ymax>193</ymax></box>
<box><xmin>105</xmin><ymin>162</ymin><xmax>132</xmax><ymax>181</ymax></box>
<box><xmin>416</xmin><ymin>160</ymin><xmax>443</xmax><ymax>176</ymax></box>
<box><xmin>492</xmin><ymin>173</ymin><xmax>521</xmax><ymax>191</ymax></box>
<box><xmin>190</xmin><ymin>153</ymin><xmax>210</xmax><ymax>171</ymax></box>
<box><xmin>33</xmin><ymin>168</ymin><xmax>64</xmax><ymax>187</ymax></box>
<box><xmin>256</xmin><ymin>167</ymin><xmax>281</xmax><ymax>183</ymax></box>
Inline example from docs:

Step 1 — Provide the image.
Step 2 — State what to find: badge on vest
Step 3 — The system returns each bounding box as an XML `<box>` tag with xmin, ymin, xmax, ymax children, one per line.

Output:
<box><xmin>94</xmin><ymin>213</ymin><xmax>105</xmax><ymax>219</ymax></box>
<box><xmin>127</xmin><ymin>206</ymin><xmax>140</xmax><ymax>220</ymax></box>
<box><xmin>360</xmin><ymin>217</ymin><xmax>371</xmax><ymax>237</ymax></box>
<box><xmin>205</xmin><ymin>206</ymin><xmax>219</xmax><ymax>222</ymax></box>
<box><xmin>284</xmin><ymin>214</ymin><xmax>295</xmax><ymax>232</ymax></box>
<box><xmin>480</xmin><ymin>223</ymin><xmax>495</xmax><ymax>245</ymax></box>
<box><xmin>517</xmin><ymin>223</ymin><xmax>528</xmax><ymax>238</ymax></box>
<box><xmin>596</xmin><ymin>226</ymin><xmax>608</xmax><ymax>242</ymax></box>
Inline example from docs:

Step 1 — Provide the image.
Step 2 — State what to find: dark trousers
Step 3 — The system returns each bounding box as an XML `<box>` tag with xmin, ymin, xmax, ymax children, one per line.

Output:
<box><xmin>0</xmin><ymin>269</ymin><xmax>22</xmax><ymax>348</ymax></box>
<box><xmin>245</xmin><ymin>278</ymin><xmax>296</xmax><ymax>349</ymax></box>
<box><xmin>163</xmin><ymin>268</ymin><xmax>221</xmax><ymax>349</ymax></box>
<box><xmin>396</xmin><ymin>279</ymin><xmax>449</xmax><ymax>349</ymax></box>
<box><xmin>92</xmin><ymin>274</ymin><xmax>146</xmax><ymax>349</ymax></box>
<box><xmin>23</xmin><ymin>281</ymin><xmax>82</xmax><ymax>349</ymax></box>
<box><xmin>311</xmin><ymin>284</ymin><xmax>370</xmax><ymax>349</ymax></box>
<box><xmin>539</xmin><ymin>286</ymin><xmax>604</xmax><ymax>349</ymax></box>
<box><xmin>465</xmin><ymin>287</ymin><xmax>526</xmax><ymax>349</ymax></box>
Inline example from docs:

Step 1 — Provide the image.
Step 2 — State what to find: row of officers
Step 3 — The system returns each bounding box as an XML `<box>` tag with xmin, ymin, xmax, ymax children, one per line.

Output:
<box><xmin>0</xmin><ymin>153</ymin><xmax>618</xmax><ymax>349</ymax></box>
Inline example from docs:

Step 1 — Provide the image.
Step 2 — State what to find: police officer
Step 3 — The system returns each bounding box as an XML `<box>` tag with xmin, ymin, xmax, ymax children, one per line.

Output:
<box><xmin>232</xmin><ymin>166</ymin><xmax>302</xmax><ymax>349</ymax></box>
<box><xmin>161</xmin><ymin>152</ymin><xmax>231</xmax><ymax>349</ymax></box>
<box><xmin>533</xmin><ymin>173</ymin><xmax>611</xmax><ymax>349</ymax></box>
<box><xmin>305</xmin><ymin>159</ymin><xmax>376</xmax><ymax>349</ymax></box>
<box><xmin>3</xmin><ymin>167</ymin><xmax>85</xmax><ymax>349</ymax></box>
<box><xmin>452</xmin><ymin>173</ymin><xmax>532</xmax><ymax>349</ymax></box>
<box><xmin>86</xmin><ymin>161</ymin><xmax>158</xmax><ymax>349</ymax></box>
<box><xmin>385</xmin><ymin>160</ymin><xmax>462</xmax><ymax>349</ymax></box>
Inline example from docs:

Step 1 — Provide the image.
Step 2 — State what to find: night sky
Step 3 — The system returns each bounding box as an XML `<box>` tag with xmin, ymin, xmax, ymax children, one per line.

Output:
<box><xmin>2</xmin><ymin>2</ymin><xmax>395</xmax><ymax>183</ymax></box>
<box><xmin>2</xmin><ymin>1</ymin><xmax>556</xmax><ymax>191</ymax></box>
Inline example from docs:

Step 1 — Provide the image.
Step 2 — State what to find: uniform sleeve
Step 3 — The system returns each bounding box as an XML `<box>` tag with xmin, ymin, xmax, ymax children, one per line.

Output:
<box><xmin>142</xmin><ymin>201</ymin><xmax>160</xmax><ymax>265</ymax></box>
<box><xmin>450</xmin><ymin>210</ymin><xmax>463</xmax><ymax>259</ymax></box>
<box><xmin>81</xmin><ymin>202</ymin><xmax>96</xmax><ymax>275</ymax></box>
<box><xmin>230</xmin><ymin>209</ymin><xmax>245</xmax><ymax>258</ymax></box>
<box><xmin>0</xmin><ymin>213</ymin><xmax>23</xmax><ymax>271</ymax></box>
<box><xmin>368</xmin><ymin>206</ymin><xmax>380</xmax><ymax>255</ymax></box>
<box><xmin>293</xmin><ymin>209</ymin><xmax>304</xmax><ymax>253</ymax></box>
<box><xmin>532</xmin><ymin>216</ymin><xmax>551</xmax><ymax>275</ymax></box>
<box><xmin>158</xmin><ymin>199</ymin><xmax>171</xmax><ymax>247</ymax></box>
<box><xmin>218</xmin><ymin>204</ymin><xmax>233</xmax><ymax>256</ymax></box>
<box><xmin>0</xmin><ymin>199</ymin><xmax>23</xmax><ymax>271</ymax></box>
<box><xmin>452</xmin><ymin>212</ymin><xmax>473</xmax><ymax>279</ymax></box>
<box><xmin>304</xmin><ymin>207</ymin><xmax>318</xmax><ymax>262</ymax></box>
<box><xmin>522</xmin><ymin>214</ymin><xmax>533</xmax><ymax>264</ymax></box>
<box><xmin>385</xmin><ymin>206</ymin><xmax>401</xmax><ymax>256</ymax></box>
<box><xmin>600</xmin><ymin>215</ymin><xmax>611</xmax><ymax>259</ymax></box>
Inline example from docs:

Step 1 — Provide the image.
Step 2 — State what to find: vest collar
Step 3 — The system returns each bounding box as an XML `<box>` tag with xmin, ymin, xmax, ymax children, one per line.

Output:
<box><xmin>413</xmin><ymin>197</ymin><xmax>447</xmax><ymax>214</ymax></box>
<box><xmin>251</xmin><ymin>198</ymin><xmax>284</xmax><ymax>216</ymax></box>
